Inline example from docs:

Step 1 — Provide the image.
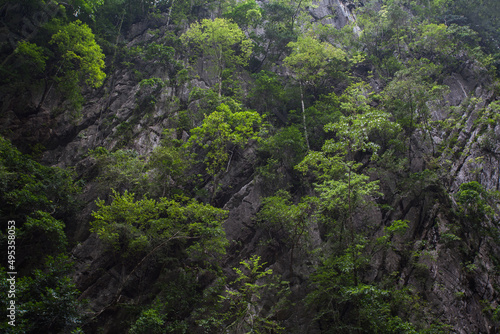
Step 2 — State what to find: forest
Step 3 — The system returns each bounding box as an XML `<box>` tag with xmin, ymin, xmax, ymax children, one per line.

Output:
<box><xmin>0</xmin><ymin>0</ymin><xmax>500</xmax><ymax>332</ymax></box>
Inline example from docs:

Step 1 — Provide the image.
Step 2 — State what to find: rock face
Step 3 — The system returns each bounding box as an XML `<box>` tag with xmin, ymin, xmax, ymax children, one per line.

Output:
<box><xmin>2</xmin><ymin>1</ymin><xmax>500</xmax><ymax>332</ymax></box>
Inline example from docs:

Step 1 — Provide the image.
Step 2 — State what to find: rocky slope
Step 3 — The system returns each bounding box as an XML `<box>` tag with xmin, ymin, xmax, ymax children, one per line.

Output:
<box><xmin>1</xmin><ymin>0</ymin><xmax>499</xmax><ymax>332</ymax></box>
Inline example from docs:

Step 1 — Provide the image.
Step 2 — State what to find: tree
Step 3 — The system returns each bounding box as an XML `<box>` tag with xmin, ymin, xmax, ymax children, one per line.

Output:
<box><xmin>186</xmin><ymin>103</ymin><xmax>263</xmax><ymax>202</ymax></box>
<box><xmin>248</xmin><ymin>70</ymin><xmax>287</xmax><ymax>123</ymax></box>
<box><xmin>383</xmin><ymin>60</ymin><xmax>448</xmax><ymax>163</ymax></box>
<box><xmin>90</xmin><ymin>190</ymin><xmax>228</xmax><ymax>261</ymax></box>
<box><xmin>38</xmin><ymin>19</ymin><xmax>106</xmax><ymax>111</ymax></box>
<box><xmin>283</xmin><ymin>35</ymin><xmax>346</xmax><ymax>149</ymax></box>
<box><xmin>89</xmin><ymin>147</ymin><xmax>149</xmax><ymax>195</ymax></box>
<box><xmin>147</xmin><ymin>130</ymin><xmax>190</xmax><ymax>197</ymax></box>
<box><xmin>89</xmin><ymin>190</ymin><xmax>229</xmax><ymax>326</ymax></box>
<box><xmin>181</xmin><ymin>18</ymin><xmax>253</xmax><ymax>97</ymax></box>
<box><xmin>307</xmin><ymin>246</ymin><xmax>421</xmax><ymax>333</ymax></box>
<box><xmin>0</xmin><ymin>256</ymin><xmax>83</xmax><ymax>334</ymax></box>
<box><xmin>297</xmin><ymin>84</ymin><xmax>401</xmax><ymax>284</ymax></box>
<box><xmin>219</xmin><ymin>255</ymin><xmax>287</xmax><ymax>333</ymax></box>
<box><xmin>257</xmin><ymin>190</ymin><xmax>317</xmax><ymax>276</ymax></box>
<box><xmin>223</xmin><ymin>0</ymin><xmax>263</xmax><ymax>30</ymax></box>
<box><xmin>257</xmin><ymin>126</ymin><xmax>307</xmax><ymax>191</ymax></box>
<box><xmin>0</xmin><ymin>136</ymin><xmax>80</xmax><ymax>222</ymax></box>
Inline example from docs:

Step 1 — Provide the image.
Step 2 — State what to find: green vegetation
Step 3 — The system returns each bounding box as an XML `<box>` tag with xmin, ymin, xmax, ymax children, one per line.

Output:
<box><xmin>187</xmin><ymin>103</ymin><xmax>263</xmax><ymax>202</ymax></box>
<box><xmin>2</xmin><ymin>0</ymin><xmax>500</xmax><ymax>332</ymax></box>
<box><xmin>181</xmin><ymin>18</ymin><xmax>253</xmax><ymax>97</ymax></box>
<box><xmin>0</xmin><ymin>137</ymin><xmax>83</xmax><ymax>333</ymax></box>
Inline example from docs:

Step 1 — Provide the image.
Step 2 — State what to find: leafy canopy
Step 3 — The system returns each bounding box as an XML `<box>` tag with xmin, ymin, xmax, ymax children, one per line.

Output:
<box><xmin>284</xmin><ymin>35</ymin><xmax>346</xmax><ymax>84</ymax></box>
<box><xmin>187</xmin><ymin>103</ymin><xmax>263</xmax><ymax>196</ymax></box>
<box><xmin>91</xmin><ymin>190</ymin><xmax>229</xmax><ymax>262</ymax></box>
<box><xmin>50</xmin><ymin>19</ymin><xmax>106</xmax><ymax>88</ymax></box>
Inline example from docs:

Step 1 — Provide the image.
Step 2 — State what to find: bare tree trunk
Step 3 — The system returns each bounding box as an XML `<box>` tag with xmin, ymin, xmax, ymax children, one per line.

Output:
<box><xmin>300</xmin><ymin>82</ymin><xmax>310</xmax><ymax>150</ymax></box>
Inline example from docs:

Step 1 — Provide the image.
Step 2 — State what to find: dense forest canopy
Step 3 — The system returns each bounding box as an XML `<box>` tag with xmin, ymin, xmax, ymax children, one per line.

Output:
<box><xmin>1</xmin><ymin>0</ymin><xmax>500</xmax><ymax>333</ymax></box>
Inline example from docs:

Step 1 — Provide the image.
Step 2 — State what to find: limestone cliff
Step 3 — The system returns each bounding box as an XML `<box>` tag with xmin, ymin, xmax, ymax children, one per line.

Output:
<box><xmin>1</xmin><ymin>0</ymin><xmax>499</xmax><ymax>333</ymax></box>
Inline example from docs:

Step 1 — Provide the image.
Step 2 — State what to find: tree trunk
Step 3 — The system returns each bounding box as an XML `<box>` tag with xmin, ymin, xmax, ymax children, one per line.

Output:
<box><xmin>300</xmin><ymin>82</ymin><xmax>310</xmax><ymax>150</ymax></box>
<box><xmin>347</xmin><ymin>164</ymin><xmax>358</xmax><ymax>286</ymax></box>
<box><xmin>36</xmin><ymin>78</ymin><xmax>50</xmax><ymax>112</ymax></box>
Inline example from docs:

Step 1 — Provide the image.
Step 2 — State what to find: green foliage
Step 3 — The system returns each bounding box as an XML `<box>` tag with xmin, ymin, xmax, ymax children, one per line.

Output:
<box><xmin>139</xmin><ymin>77</ymin><xmax>165</xmax><ymax>88</ymax></box>
<box><xmin>283</xmin><ymin>35</ymin><xmax>347</xmax><ymax>148</ymax></box>
<box><xmin>147</xmin><ymin>130</ymin><xmax>190</xmax><ymax>197</ymax></box>
<box><xmin>90</xmin><ymin>190</ymin><xmax>228</xmax><ymax>263</ymax></box>
<box><xmin>50</xmin><ymin>19</ymin><xmax>106</xmax><ymax>108</ymax></box>
<box><xmin>258</xmin><ymin>191</ymin><xmax>317</xmax><ymax>274</ymax></box>
<box><xmin>248</xmin><ymin>70</ymin><xmax>289</xmax><ymax>124</ymax></box>
<box><xmin>377</xmin><ymin>220</ymin><xmax>410</xmax><ymax>246</ymax></box>
<box><xmin>259</xmin><ymin>126</ymin><xmax>307</xmax><ymax>170</ymax></box>
<box><xmin>187</xmin><ymin>103</ymin><xmax>263</xmax><ymax>201</ymax></box>
<box><xmin>89</xmin><ymin>147</ymin><xmax>149</xmax><ymax>195</ymax></box>
<box><xmin>181</xmin><ymin>18</ymin><xmax>253</xmax><ymax>96</ymax></box>
<box><xmin>382</xmin><ymin>60</ymin><xmax>448</xmax><ymax>162</ymax></box>
<box><xmin>455</xmin><ymin>181</ymin><xmax>494</xmax><ymax>222</ymax></box>
<box><xmin>129</xmin><ymin>308</ymin><xmax>165</xmax><ymax>334</ymax></box>
<box><xmin>284</xmin><ymin>35</ymin><xmax>347</xmax><ymax>84</ymax></box>
<box><xmin>256</xmin><ymin>126</ymin><xmax>306</xmax><ymax>191</ymax></box>
<box><xmin>323</xmin><ymin>109</ymin><xmax>400</xmax><ymax>160</ymax></box>
<box><xmin>316</xmin><ymin>171</ymin><xmax>380</xmax><ymax>218</ymax></box>
<box><xmin>0</xmin><ymin>256</ymin><xmax>83</xmax><ymax>334</ymax></box>
<box><xmin>307</xmin><ymin>244</ymin><xmax>420</xmax><ymax>333</ymax></box>
<box><xmin>304</xmin><ymin>92</ymin><xmax>342</xmax><ymax>150</ymax></box>
<box><xmin>0</xmin><ymin>137</ymin><xmax>80</xmax><ymax>221</ymax></box>
<box><xmin>22</xmin><ymin>211</ymin><xmax>68</xmax><ymax>255</ymax></box>
<box><xmin>445</xmin><ymin>0</ymin><xmax>500</xmax><ymax>62</ymax></box>
<box><xmin>219</xmin><ymin>255</ymin><xmax>288</xmax><ymax>333</ymax></box>
<box><xmin>297</xmin><ymin>90</ymin><xmax>402</xmax><ymax>295</ymax></box>
<box><xmin>0</xmin><ymin>137</ymin><xmax>82</xmax><ymax>332</ymax></box>
<box><xmin>14</xmin><ymin>41</ymin><xmax>48</xmax><ymax>74</ymax></box>
<box><xmin>223</xmin><ymin>0</ymin><xmax>263</xmax><ymax>29</ymax></box>
<box><xmin>258</xmin><ymin>0</ymin><xmax>299</xmax><ymax>63</ymax></box>
<box><xmin>143</xmin><ymin>42</ymin><xmax>174</xmax><ymax>65</ymax></box>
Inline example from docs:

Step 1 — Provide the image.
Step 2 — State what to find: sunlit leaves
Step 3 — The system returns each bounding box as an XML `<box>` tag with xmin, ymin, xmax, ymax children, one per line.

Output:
<box><xmin>187</xmin><ymin>103</ymin><xmax>262</xmax><ymax>199</ymax></box>
<box><xmin>50</xmin><ymin>20</ymin><xmax>106</xmax><ymax>88</ymax></box>
<box><xmin>15</xmin><ymin>41</ymin><xmax>48</xmax><ymax>74</ymax></box>
<box><xmin>224</xmin><ymin>0</ymin><xmax>263</xmax><ymax>29</ymax></box>
<box><xmin>181</xmin><ymin>18</ymin><xmax>253</xmax><ymax>95</ymax></box>
<box><xmin>90</xmin><ymin>190</ymin><xmax>228</xmax><ymax>259</ymax></box>
<box><xmin>284</xmin><ymin>35</ymin><xmax>346</xmax><ymax>84</ymax></box>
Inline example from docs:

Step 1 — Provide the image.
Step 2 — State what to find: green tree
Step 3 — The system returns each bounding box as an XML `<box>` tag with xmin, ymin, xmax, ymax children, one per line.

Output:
<box><xmin>456</xmin><ymin>181</ymin><xmax>494</xmax><ymax>221</ymax></box>
<box><xmin>257</xmin><ymin>126</ymin><xmax>307</xmax><ymax>191</ymax></box>
<box><xmin>248</xmin><ymin>70</ymin><xmax>287</xmax><ymax>123</ymax></box>
<box><xmin>181</xmin><ymin>18</ymin><xmax>253</xmax><ymax>97</ymax></box>
<box><xmin>257</xmin><ymin>190</ymin><xmax>317</xmax><ymax>276</ymax></box>
<box><xmin>14</xmin><ymin>41</ymin><xmax>48</xmax><ymax>77</ymax></box>
<box><xmin>41</xmin><ymin>19</ymin><xmax>106</xmax><ymax>110</ymax></box>
<box><xmin>283</xmin><ymin>35</ymin><xmax>346</xmax><ymax>149</ymax></box>
<box><xmin>219</xmin><ymin>255</ymin><xmax>287</xmax><ymax>333</ymax></box>
<box><xmin>383</xmin><ymin>60</ymin><xmax>448</xmax><ymax>163</ymax></box>
<box><xmin>307</xmin><ymin>246</ymin><xmax>420</xmax><ymax>333</ymax></box>
<box><xmin>0</xmin><ymin>136</ymin><xmax>80</xmax><ymax>223</ymax></box>
<box><xmin>0</xmin><ymin>256</ymin><xmax>83</xmax><ymax>334</ymax></box>
<box><xmin>223</xmin><ymin>0</ymin><xmax>263</xmax><ymax>30</ymax></box>
<box><xmin>89</xmin><ymin>190</ymin><xmax>229</xmax><ymax>326</ymax></box>
<box><xmin>90</xmin><ymin>190</ymin><xmax>228</xmax><ymax>262</ymax></box>
<box><xmin>187</xmin><ymin>103</ymin><xmax>263</xmax><ymax>202</ymax></box>
<box><xmin>89</xmin><ymin>147</ymin><xmax>149</xmax><ymax>195</ymax></box>
<box><xmin>147</xmin><ymin>130</ymin><xmax>190</xmax><ymax>197</ymax></box>
<box><xmin>298</xmin><ymin>85</ymin><xmax>401</xmax><ymax>283</ymax></box>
